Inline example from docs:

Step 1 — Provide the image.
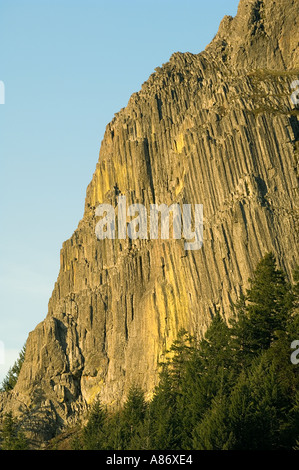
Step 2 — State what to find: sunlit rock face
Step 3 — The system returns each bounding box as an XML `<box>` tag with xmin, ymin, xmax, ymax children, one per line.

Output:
<box><xmin>2</xmin><ymin>0</ymin><xmax>298</xmax><ymax>426</ymax></box>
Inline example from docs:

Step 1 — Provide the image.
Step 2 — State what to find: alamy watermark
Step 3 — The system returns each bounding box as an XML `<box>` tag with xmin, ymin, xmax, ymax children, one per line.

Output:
<box><xmin>0</xmin><ymin>81</ymin><xmax>5</xmax><ymax>104</ymax></box>
<box><xmin>290</xmin><ymin>80</ymin><xmax>299</xmax><ymax>106</ymax></box>
<box><xmin>291</xmin><ymin>340</ymin><xmax>299</xmax><ymax>365</ymax></box>
<box><xmin>95</xmin><ymin>196</ymin><xmax>203</xmax><ymax>251</ymax></box>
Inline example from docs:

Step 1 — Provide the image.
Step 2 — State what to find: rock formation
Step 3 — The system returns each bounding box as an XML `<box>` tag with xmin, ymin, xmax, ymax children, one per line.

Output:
<box><xmin>1</xmin><ymin>0</ymin><xmax>298</xmax><ymax>430</ymax></box>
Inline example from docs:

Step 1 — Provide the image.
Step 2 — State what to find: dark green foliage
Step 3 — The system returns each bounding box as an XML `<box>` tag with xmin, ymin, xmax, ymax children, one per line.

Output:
<box><xmin>114</xmin><ymin>385</ymin><xmax>148</xmax><ymax>450</ymax></box>
<box><xmin>1</xmin><ymin>344</ymin><xmax>26</xmax><ymax>392</ymax></box>
<box><xmin>122</xmin><ymin>385</ymin><xmax>147</xmax><ymax>430</ymax></box>
<box><xmin>230</xmin><ymin>253</ymin><xmax>291</xmax><ymax>358</ymax></box>
<box><xmin>192</xmin><ymin>391</ymin><xmax>231</xmax><ymax>450</ymax></box>
<box><xmin>63</xmin><ymin>252</ymin><xmax>299</xmax><ymax>451</ymax></box>
<box><xmin>77</xmin><ymin>399</ymin><xmax>107</xmax><ymax>450</ymax></box>
<box><xmin>107</xmin><ymin>405</ymin><xmax>151</xmax><ymax>451</ymax></box>
<box><xmin>0</xmin><ymin>412</ymin><xmax>28</xmax><ymax>450</ymax></box>
<box><xmin>5</xmin><ymin>253</ymin><xmax>298</xmax><ymax>451</ymax></box>
<box><xmin>149</xmin><ymin>366</ymin><xmax>182</xmax><ymax>449</ymax></box>
<box><xmin>70</xmin><ymin>253</ymin><xmax>299</xmax><ymax>450</ymax></box>
<box><xmin>74</xmin><ymin>386</ymin><xmax>149</xmax><ymax>450</ymax></box>
<box><xmin>148</xmin><ymin>329</ymin><xmax>197</xmax><ymax>449</ymax></box>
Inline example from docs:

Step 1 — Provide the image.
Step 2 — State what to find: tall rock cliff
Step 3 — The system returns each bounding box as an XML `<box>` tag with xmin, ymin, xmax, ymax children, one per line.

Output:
<box><xmin>1</xmin><ymin>0</ymin><xmax>299</xmax><ymax>429</ymax></box>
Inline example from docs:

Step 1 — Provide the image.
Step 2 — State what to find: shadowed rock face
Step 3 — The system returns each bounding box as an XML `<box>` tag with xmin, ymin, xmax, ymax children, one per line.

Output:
<box><xmin>1</xmin><ymin>0</ymin><xmax>298</xmax><ymax>425</ymax></box>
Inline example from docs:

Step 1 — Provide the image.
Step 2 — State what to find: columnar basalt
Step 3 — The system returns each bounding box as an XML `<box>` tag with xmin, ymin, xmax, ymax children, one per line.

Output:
<box><xmin>1</xmin><ymin>0</ymin><xmax>298</xmax><ymax>427</ymax></box>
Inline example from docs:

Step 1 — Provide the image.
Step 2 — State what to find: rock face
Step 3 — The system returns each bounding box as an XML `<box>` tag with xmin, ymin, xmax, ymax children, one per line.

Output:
<box><xmin>1</xmin><ymin>0</ymin><xmax>299</xmax><ymax>427</ymax></box>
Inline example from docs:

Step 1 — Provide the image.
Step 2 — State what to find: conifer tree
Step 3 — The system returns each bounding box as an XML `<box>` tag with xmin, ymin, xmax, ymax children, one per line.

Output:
<box><xmin>119</xmin><ymin>385</ymin><xmax>147</xmax><ymax>450</ymax></box>
<box><xmin>1</xmin><ymin>344</ymin><xmax>26</xmax><ymax>392</ymax></box>
<box><xmin>231</xmin><ymin>253</ymin><xmax>291</xmax><ymax>359</ymax></box>
<box><xmin>0</xmin><ymin>412</ymin><xmax>28</xmax><ymax>450</ymax></box>
<box><xmin>149</xmin><ymin>366</ymin><xmax>180</xmax><ymax>449</ymax></box>
<box><xmin>81</xmin><ymin>399</ymin><xmax>107</xmax><ymax>450</ymax></box>
<box><xmin>61</xmin><ymin>257</ymin><xmax>299</xmax><ymax>450</ymax></box>
<box><xmin>192</xmin><ymin>391</ymin><xmax>231</xmax><ymax>450</ymax></box>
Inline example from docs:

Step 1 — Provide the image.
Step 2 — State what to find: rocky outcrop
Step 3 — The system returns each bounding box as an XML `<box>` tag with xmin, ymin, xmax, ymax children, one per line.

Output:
<box><xmin>206</xmin><ymin>0</ymin><xmax>299</xmax><ymax>70</ymax></box>
<box><xmin>1</xmin><ymin>0</ymin><xmax>298</xmax><ymax>428</ymax></box>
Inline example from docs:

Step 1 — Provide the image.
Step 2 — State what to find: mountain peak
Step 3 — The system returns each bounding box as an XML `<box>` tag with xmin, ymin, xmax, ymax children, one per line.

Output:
<box><xmin>207</xmin><ymin>0</ymin><xmax>299</xmax><ymax>70</ymax></box>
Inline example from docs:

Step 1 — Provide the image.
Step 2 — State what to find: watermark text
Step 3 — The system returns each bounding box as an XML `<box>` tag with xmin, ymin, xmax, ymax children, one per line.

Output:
<box><xmin>290</xmin><ymin>340</ymin><xmax>299</xmax><ymax>365</ymax></box>
<box><xmin>290</xmin><ymin>80</ymin><xmax>299</xmax><ymax>106</ymax></box>
<box><xmin>95</xmin><ymin>196</ymin><xmax>203</xmax><ymax>251</ymax></box>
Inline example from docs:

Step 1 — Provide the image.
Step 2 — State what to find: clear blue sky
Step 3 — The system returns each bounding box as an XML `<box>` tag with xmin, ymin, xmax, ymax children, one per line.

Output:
<box><xmin>0</xmin><ymin>0</ymin><xmax>239</xmax><ymax>382</ymax></box>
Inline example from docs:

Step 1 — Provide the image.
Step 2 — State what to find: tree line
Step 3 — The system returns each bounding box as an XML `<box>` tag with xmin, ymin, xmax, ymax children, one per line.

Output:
<box><xmin>1</xmin><ymin>252</ymin><xmax>299</xmax><ymax>450</ymax></box>
<box><xmin>71</xmin><ymin>253</ymin><xmax>299</xmax><ymax>450</ymax></box>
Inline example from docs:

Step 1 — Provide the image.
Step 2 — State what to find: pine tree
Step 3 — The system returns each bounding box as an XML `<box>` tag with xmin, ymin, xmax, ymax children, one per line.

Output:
<box><xmin>1</xmin><ymin>344</ymin><xmax>26</xmax><ymax>392</ymax></box>
<box><xmin>59</xmin><ymin>257</ymin><xmax>299</xmax><ymax>450</ymax></box>
<box><xmin>150</xmin><ymin>329</ymin><xmax>197</xmax><ymax>449</ymax></box>
<box><xmin>231</xmin><ymin>253</ymin><xmax>291</xmax><ymax>359</ymax></box>
<box><xmin>229</xmin><ymin>354</ymin><xmax>292</xmax><ymax>449</ymax></box>
<box><xmin>80</xmin><ymin>399</ymin><xmax>107</xmax><ymax>450</ymax></box>
<box><xmin>163</xmin><ymin>329</ymin><xmax>195</xmax><ymax>391</ymax></box>
<box><xmin>192</xmin><ymin>256</ymin><xmax>298</xmax><ymax>450</ymax></box>
<box><xmin>187</xmin><ymin>312</ymin><xmax>235</xmax><ymax>418</ymax></box>
<box><xmin>192</xmin><ymin>387</ymin><xmax>231</xmax><ymax>450</ymax></box>
<box><xmin>0</xmin><ymin>412</ymin><xmax>28</xmax><ymax>450</ymax></box>
<box><xmin>149</xmin><ymin>366</ymin><xmax>180</xmax><ymax>450</ymax></box>
<box><xmin>119</xmin><ymin>385</ymin><xmax>147</xmax><ymax>450</ymax></box>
